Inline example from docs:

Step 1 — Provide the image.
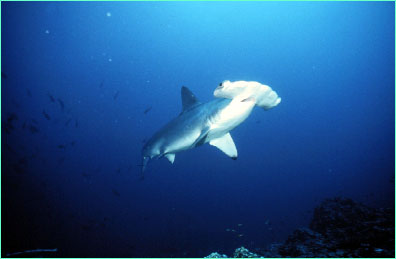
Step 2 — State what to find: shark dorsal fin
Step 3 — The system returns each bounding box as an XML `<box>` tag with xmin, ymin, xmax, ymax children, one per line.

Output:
<box><xmin>181</xmin><ymin>86</ymin><xmax>200</xmax><ymax>111</ymax></box>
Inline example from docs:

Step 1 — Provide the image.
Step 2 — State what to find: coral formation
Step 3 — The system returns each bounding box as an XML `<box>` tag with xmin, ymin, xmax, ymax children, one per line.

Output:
<box><xmin>233</xmin><ymin>246</ymin><xmax>263</xmax><ymax>258</ymax></box>
<box><xmin>206</xmin><ymin>197</ymin><xmax>394</xmax><ymax>258</ymax></box>
<box><xmin>205</xmin><ymin>252</ymin><xmax>228</xmax><ymax>258</ymax></box>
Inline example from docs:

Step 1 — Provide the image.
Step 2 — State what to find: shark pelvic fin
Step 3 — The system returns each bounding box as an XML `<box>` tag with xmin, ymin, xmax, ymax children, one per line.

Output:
<box><xmin>165</xmin><ymin>153</ymin><xmax>176</xmax><ymax>164</ymax></box>
<box><xmin>209</xmin><ymin>133</ymin><xmax>238</xmax><ymax>159</ymax></box>
<box><xmin>181</xmin><ymin>86</ymin><xmax>200</xmax><ymax>112</ymax></box>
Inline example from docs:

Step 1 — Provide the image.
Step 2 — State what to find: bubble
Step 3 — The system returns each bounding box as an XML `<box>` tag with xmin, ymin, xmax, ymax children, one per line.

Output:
<box><xmin>106</xmin><ymin>12</ymin><xmax>111</xmax><ymax>17</ymax></box>
<box><xmin>45</xmin><ymin>29</ymin><xmax>50</xmax><ymax>34</ymax></box>
<box><xmin>108</xmin><ymin>58</ymin><xmax>112</xmax><ymax>62</ymax></box>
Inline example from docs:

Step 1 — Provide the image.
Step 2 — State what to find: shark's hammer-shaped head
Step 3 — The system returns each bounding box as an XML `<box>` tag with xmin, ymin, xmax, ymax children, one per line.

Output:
<box><xmin>214</xmin><ymin>80</ymin><xmax>281</xmax><ymax>110</ymax></box>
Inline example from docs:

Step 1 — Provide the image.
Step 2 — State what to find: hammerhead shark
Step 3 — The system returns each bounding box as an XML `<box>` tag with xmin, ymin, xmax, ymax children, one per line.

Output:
<box><xmin>141</xmin><ymin>86</ymin><xmax>256</xmax><ymax>172</ymax></box>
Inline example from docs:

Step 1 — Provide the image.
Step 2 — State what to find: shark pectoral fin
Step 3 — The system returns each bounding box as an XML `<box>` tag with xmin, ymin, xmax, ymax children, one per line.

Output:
<box><xmin>209</xmin><ymin>133</ymin><xmax>238</xmax><ymax>159</ymax></box>
<box><xmin>165</xmin><ymin>153</ymin><xmax>176</xmax><ymax>164</ymax></box>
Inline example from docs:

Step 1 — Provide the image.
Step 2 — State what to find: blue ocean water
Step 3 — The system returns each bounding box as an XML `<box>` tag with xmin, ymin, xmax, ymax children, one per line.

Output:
<box><xmin>2</xmin><ymin>1</ymin><xmax>394</xmax><ymax>257</ymax></box>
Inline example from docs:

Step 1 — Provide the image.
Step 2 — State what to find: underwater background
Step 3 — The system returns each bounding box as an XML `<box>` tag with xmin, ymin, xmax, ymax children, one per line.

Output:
<box><xmin>2</xmin><ymin>1</ymin><xmax>395</xmax><ymax>258</ymax></box>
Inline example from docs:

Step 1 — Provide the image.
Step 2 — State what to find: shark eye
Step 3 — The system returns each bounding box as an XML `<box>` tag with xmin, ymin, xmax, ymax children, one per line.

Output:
<box><xmin>218</xmin><ymin>82</ymin><xmax>223</xmax><ymax>88</ymax></box>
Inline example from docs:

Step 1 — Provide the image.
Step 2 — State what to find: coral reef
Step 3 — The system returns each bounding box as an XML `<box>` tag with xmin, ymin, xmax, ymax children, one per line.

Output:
<box><xmin>233</xmin><ymin>246</ymin><xmax>263</xmax><ymax>258</ymax></box>
<box><xmin>206</xmin><ymin>197</ymin><xmax>394</xmax><ymax>258</ymax></box>
<box><xmin>205</xmin><ymin>252</ymin><xmax>228</xmax><ymax>258</ymax></box>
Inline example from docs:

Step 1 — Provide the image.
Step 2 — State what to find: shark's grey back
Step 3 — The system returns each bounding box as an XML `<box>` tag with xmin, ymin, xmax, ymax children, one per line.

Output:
<box><xmin>141</xmin><ymin>87</ymin><xmax>231</xmax><ymax>171</ymax></box>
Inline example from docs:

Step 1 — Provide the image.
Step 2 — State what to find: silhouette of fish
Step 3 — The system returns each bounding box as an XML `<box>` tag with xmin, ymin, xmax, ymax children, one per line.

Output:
<box><xmin>57</xmin><ymin>98</ymin><xmax>64</xmax><ymax>110</ymax></box>
<box><xmin>4</xmin><ymin>114</ymin><xmax>16</xmax><ymax>134</ymax></box>
<box><xmin>58</xmin><ymin>157</ymin><xmax>65</xmax><ymax>165</ymax></box>
<box><xmin>48</xmin><ymin>94</ymin><xmax>55</xmax><ymax>103</ymax></box>
<box><xmin>3</xmin><ymin>125</ymin><xmax>12</xmax><ymax>135</ymax></box>
<box><xmin>75</xmin><ymin>119</ymin><xmax>78</xmax><ymax>128</ymax></box>
<box><xmin>57</xmin><ymin>144</ymin><xmax>66</xmax><ymax>149</ymax></box>
<box><xmin>42</xmin><ymin>110</ymin><xmax>51</xmax><ymax>120</ymax></box>
<box><xmin>112</xmin><ymin>189</ymin><xmax>120</xmax><ymax>197</ymax></box>
<box><xmin>65</xmin><ymin>118</ymin><xmax>72</xmax><ymax>126</ymax></box>
<box><xmin>113</xmin><ymin>91</ymin><xmax>119</xmax><ymax>100</ymax></box>
<box><xmin>82</xmin><ymin>172</ymin><xmax>91</xmax><ymax>178</ymax></box>
<box><xmin>18</xmin><ymin>157</ymin><xmax>28</xmax><ymax>166</ymax></box>
<box><xmin>7</xmin><ymin>113</ymin><xmax>18</xmax><ymax>123</ymax></box>
<box><xmin>5</xmin><ymin>144</ymin><xmax>16</xmax><ymax>154</ymax></box>
<box><xmin>29</xmin><ymin>125</ymin><xmax>39</xmax><ymax>134</ymax></box>
<box><xmin>143</xmin><ymin>106</ymin><xmax>152</xmax><ymax>114</ymax></box>
<box><xmin>1</xmin><ymin>72</ymin><xmax>7</xmax><ymax>79</ymax></box>
<box><xmin>26</xmin><ymin>88</ymin><xmax>32</xmax><ymax>97</ymax></box>
<box><xmin>12</xmin><ymin>163</ymin><xmax>25</xmax><ymax>174</ymax></box>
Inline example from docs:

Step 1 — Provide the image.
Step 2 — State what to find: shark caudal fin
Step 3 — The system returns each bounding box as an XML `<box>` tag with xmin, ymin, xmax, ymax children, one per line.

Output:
<box><xmin>141</xmin><ymin>156</ymin><xmax>150</xmax><ymax>172</ymax></box>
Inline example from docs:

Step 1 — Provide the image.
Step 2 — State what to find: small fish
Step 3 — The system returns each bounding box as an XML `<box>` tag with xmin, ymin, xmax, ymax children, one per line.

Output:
<box><xmin>29</xmin><ymin>125</ymin><xmax>39</xmax><ymax>134</ymax></box>
<box><xmin>237</xmin><ymin>224</ymin><xmax>243</xmax><ymax>227</ymax></box>
<box><xmin>18</xmin><ymin>157</ymin><xmax>28</xmax><ymax>166</ymax></box>
<box><xmin>26</xmin><ymin>88</ymin><xmax>32</xmax><ymax>97</ymax></box>
<box><xmin>58</xmin><ymin>157</ymin><xmax>65</xmax><ymax>165</ymax></box>
<box><xmin>264</xmin><ymin>220</ymin><xmax>270</xmax><ymax>225</ymax></box>
<box><xmin>48</xmin><ymin>94</ymin><xmax>55</xmax><ymax>103</ymax></box>
<box><xmin>4</xmin><ymin>123</ymin><xmax>13</xmax><ymax>134</ymax></box>
<box><xmin>12</xmin><ymin>163</ymin><xmax>25</xmax><ymax>174</ymax></box>
<box><xmin>143</xmin><ymin>106</ymin><xmax>152</xmax><ymax>114</ymax></box>
<box><xmin>231</xmin><ymin>229</ymin><xmax>236</xmax><ymax>232</ymax></box>
<box><xmin>113</xmin><ymin>91</ymin><xmax>119</xmax><ymax>100</ymax></box>
<box><xmin>31</xmin><ymin>119</ymin><xmax>38</xmax><ymax>124</ymax></box>
<box><xmin>238</xmin><ymin>234</ymin><xmax>244</xmax><ymax>237</ymax></box>
<box><xmin>82</xmin><ymin>172</ymin><xmax>91</xmax><ymax>179</ymax></box>
<box><xmin>58</xmin><ymin>98</ymin><xmax>64</xmax><ymax>110</ymax></box>
<box><xmin>116</xmin><ymin>168</ymin><xmax>121</xmax><ymax>174</ymax></box>
<box><xmin>225</xmin><ymin>228</ymin><xmax>231</xmax><ymax>232</ymax></box>
<box><xmin>81</xmin><ymin>225</ymin><xmax>93</xmax><ymax>231</ymax></box>
<box><xmin>75</xmin><ymin>119</ymin><xmax>78</xmax><ymax>128</ymax></box>
<box><xmin>42</xmin><ymin>110</ymin><xmax>51</xmax><ymax>120</ymax></box>
<box><xmin>70</xmin><ymin>141</ymin><xmax>76</xmax><ymax>146</ymax></box>
<box><xmin>1</xmin><ymin>72</ymin><xmax>7</xmax><ymax>79</ymax></box>
<box><xmin>65</xmin><ymin>118</ymin><xmax>72</xmax><ymax>126</ymax></box>
<box><xmin>99</xmin><ymin>80</ymin><xmax>104</xmax><ymax>89</ymax></box>
<box><xmin>7</xmin><ymin>113</ymin><xmax>18</xmax><ymax>123</ymax></box>
<box><xmin>12</xmin><ymin>100</ymin><xmax>20</xmax><ymax>108</ymax></box>
<box><xmin>57</xmin><ymin>144</ymin><xmax>66</xmax><ymax>149</ymax></box>
<box><xmin>5</xmin><ymin>144</ymin><xmax>15</xmax><ymax>153</ymax></box>
<box><xmin>112</xmin><ymin>189</ymin><xmax>120</xmax><ymax>197</ymax></box>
